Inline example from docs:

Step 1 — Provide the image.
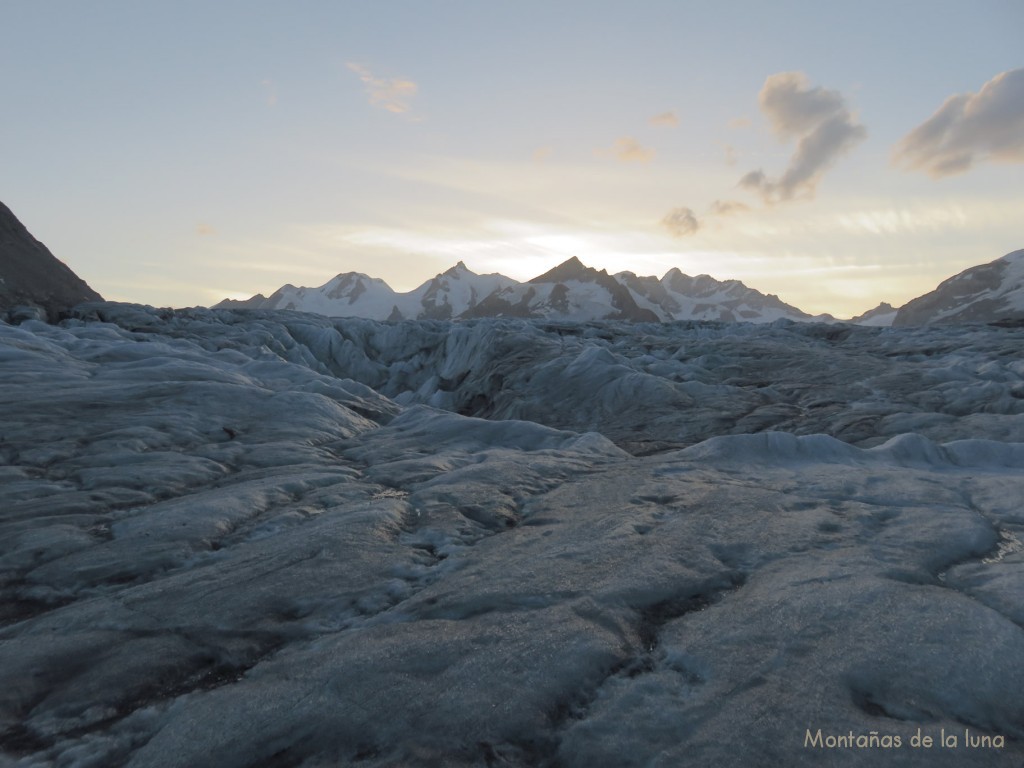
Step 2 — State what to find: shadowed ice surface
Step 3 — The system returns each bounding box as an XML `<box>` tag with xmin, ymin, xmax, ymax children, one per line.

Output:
<box><xmin>2</xmin><ymin>304</ymin><xmax>1023</xmax><ymax>767</ymax></box>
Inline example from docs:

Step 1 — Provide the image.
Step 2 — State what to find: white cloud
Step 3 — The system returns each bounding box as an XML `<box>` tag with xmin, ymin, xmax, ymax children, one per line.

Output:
<box><xmin>893</xmin><ymin>68</ymin><xmax>1024</xmax><ymax>177</ymax></box>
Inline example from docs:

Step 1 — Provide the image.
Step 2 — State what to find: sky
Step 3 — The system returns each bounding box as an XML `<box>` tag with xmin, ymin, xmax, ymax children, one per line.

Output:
<box><xmin>2</xmin><ymin>1</ymin><xmax>1022</xmax><ymax>317</ymax></box>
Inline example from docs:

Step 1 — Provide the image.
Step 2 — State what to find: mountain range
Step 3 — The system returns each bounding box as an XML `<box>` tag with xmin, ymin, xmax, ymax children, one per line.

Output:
<box><xmin>1</xmin><ymin>199</ymin><xmax>1020</xmax><ymax>327</ymax></box>
<box><xmin>216</xmin><ymin>250</ymin><xmax>1024</xmax><ymax>327</ymax></box>
<box><xmin>215</xmin><ymin>256</ymin><xmax>831</xmax><ymax>324</ymax></box>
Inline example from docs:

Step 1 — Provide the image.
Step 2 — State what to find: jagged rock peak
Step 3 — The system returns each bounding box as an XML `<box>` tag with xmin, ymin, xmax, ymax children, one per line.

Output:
<box><xmin>527</xmin><ymin>256</ymin><xmax>596</xmax><ymax>284</ymax></box>
<box><xmin>442</xmin><ymin>260</ymin><xmax>473</xmax><ymax>277</ymax></box>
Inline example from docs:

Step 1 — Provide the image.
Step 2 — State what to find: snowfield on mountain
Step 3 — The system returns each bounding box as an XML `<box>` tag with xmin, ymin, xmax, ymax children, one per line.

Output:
<box><xmin>215</xmin><ymin>250</ymin><xmax>1024</xmax><ymax>329</ymax></box>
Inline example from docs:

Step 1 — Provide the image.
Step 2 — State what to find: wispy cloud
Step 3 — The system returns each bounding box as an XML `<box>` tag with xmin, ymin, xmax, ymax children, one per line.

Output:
<box><xmin>599</xmin><ymin>136</ymin><xmax>655</xmax><ymax>163</ymax></box>
<box><xmin>833</xmin><ymin>204</ymin><xmax>969</xmax><ymax>235</ymax></box>
<box><xmin>532</xmin><ymin>146</ymin><xmax>554</xmax><ymax>162</ymax></box>
<box><xmin>893</xmin><ymin>68</ymin><xmax>1024</xmax><ymax>177</ymax></box>
<box><xmin>661</xmin><ymin>207</ymin><xmax>699</xmax><ymax>237</ymax></box>
<box><xmin>196</xmin><ymin>223</ymin><xmax>217</xmax><ymax>236</ymax></box>
<box><xmin>650</xmin><ymin>111</ymin><xmax>679</xmax><ymax>127</ymax></box>
<box><xmin>708</xmin><ymin>199</ymin><xmax>749</xmax><ymax>216</ymax></box>
<box><xmin>740</xmin><ymin>72</ymin><xmax>866</xmax><ymax>204</ymax></box>
<box><xmin>346</xmin><ymin>62</ymin><xmax>418</xmax><ymax>115</ymax></box>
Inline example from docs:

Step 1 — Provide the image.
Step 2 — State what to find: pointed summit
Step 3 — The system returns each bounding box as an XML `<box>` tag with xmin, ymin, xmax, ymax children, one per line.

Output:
<box><xmin>847</xmin><ymin>302</ymin><xmax>897</xmax><ymax>327</ymax></box>
<box><xmin>527</xmin><ymin>256</ymin><xmax>593</xmax><ymax>284</ymax></box>
<box><xmin>442</xmin><ymin>260</ymin><xmax>473</xmax><ymax>278</ymax></box>
<box><xmin>524</xmin><ymin>256</ymin><xmax>659</xmax><ymax>321</ymax></box>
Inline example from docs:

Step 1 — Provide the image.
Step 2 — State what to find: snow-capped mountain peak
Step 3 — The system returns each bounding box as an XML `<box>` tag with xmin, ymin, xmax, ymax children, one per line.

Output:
<box><xmin>215</xmin><ymin>250</ymin><xmax>1024</xmax><ymax>326</ymax></box>
<box><xmin>527</xmin><ymin>255</ymin><xmax>599</xmax><ymax>284</ymax></box>
<box><xmin>893</xmin><ymin>249</ymin><xmax>1024</xmax><ymax>326</ymax></box>
<box><xmin>216</xmin><ymin>257</ymin><xmax>818</xmax><ymax>324</ymax></box>
<box><xmin>441</xmin><ymin>260</ymin><xmax>472</xmax><ymax>277</ymax></box>
<box><xmin>322</xmin><ymin>272</ymin><xmax>383</xmax><ymax>302</ymax></box>
<box><xmin>413</xmin><ymin>262</ymin><xmax>515</xmax><ymax>320</ymax></box>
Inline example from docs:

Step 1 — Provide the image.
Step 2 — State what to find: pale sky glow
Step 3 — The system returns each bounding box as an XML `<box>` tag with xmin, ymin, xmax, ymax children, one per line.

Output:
<box><xmin>2</xmin><ymin>1</ymin><xmax>1022</xmax><ymax>317</ymax></box>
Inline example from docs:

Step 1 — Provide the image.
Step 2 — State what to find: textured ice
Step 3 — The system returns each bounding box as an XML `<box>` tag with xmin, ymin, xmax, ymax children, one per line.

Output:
<box><xmin>2</xmin><ymin>304</ymin><xmax>1023</xmax><ymax>767</ymax></box>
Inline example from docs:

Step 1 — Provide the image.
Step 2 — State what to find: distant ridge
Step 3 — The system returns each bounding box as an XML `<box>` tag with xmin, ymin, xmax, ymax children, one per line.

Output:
<box><xmin>215</xmin><ymin>249</ymin><xmax>1024</xmax><ymax>326</ymax></box>
<box><xmin>848</xmin><ymin>302</ymin><xmax>898</xmax><ymax>327</ymax></box>
<box><xmin>215</xmin><ymin>256</ymin><xmax>816</xmax><ymax>324</ymax></box>
<box><xmin>0</xmin><ymin>200</ymin><xmax>102</xmax><ymax>321</ymax></box>
<box><xmin>893</xmin><ymin>250</ymin><xmax>1024</xmax><ymax>326</ymax></box>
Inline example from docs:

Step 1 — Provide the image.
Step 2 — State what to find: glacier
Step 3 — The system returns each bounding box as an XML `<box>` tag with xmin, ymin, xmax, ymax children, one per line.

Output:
<box><xmin>2</xmin><ymin>303</ymin><xmax>1023</xmax><ymax>767</ymax></box>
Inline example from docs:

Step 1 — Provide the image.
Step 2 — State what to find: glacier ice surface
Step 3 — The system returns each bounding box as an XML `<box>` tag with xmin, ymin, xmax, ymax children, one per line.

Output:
<box><xmin>2</xmin><ymin>304</ymin><xmax>1023</xmax><ymax>767</ymax></box>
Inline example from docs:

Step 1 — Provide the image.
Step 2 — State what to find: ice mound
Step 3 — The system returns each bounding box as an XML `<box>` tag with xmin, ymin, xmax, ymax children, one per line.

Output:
<box><xmin>2</xmin><ymin>306</ymin><xmax>1023</xmax><ymax>766</ymax></box>
<box><xmin>683</xmin><ymin>430</ymin><xmax>1024</xmax><ymax>469</ymax></box>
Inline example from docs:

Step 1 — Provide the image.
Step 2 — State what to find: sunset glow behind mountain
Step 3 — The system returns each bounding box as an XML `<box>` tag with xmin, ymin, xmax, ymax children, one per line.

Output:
<box><xmin>2</xmin><ymin>1</ymin><xmax>1021</xmax><ymax>317</ymax></box>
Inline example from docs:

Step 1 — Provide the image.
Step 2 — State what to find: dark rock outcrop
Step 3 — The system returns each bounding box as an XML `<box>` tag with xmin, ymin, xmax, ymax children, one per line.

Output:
<box><xmin>0</xmin><ymin>201</ymin><xmax>102</xmax><ymax>321</ymax></box>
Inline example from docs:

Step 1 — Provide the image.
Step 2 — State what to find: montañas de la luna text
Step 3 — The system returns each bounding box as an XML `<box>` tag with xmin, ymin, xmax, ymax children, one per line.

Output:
<box><xmin>804</xmin><ymin>728</ymin><xmax>1005</xmax><ymax>749</ymax></box>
